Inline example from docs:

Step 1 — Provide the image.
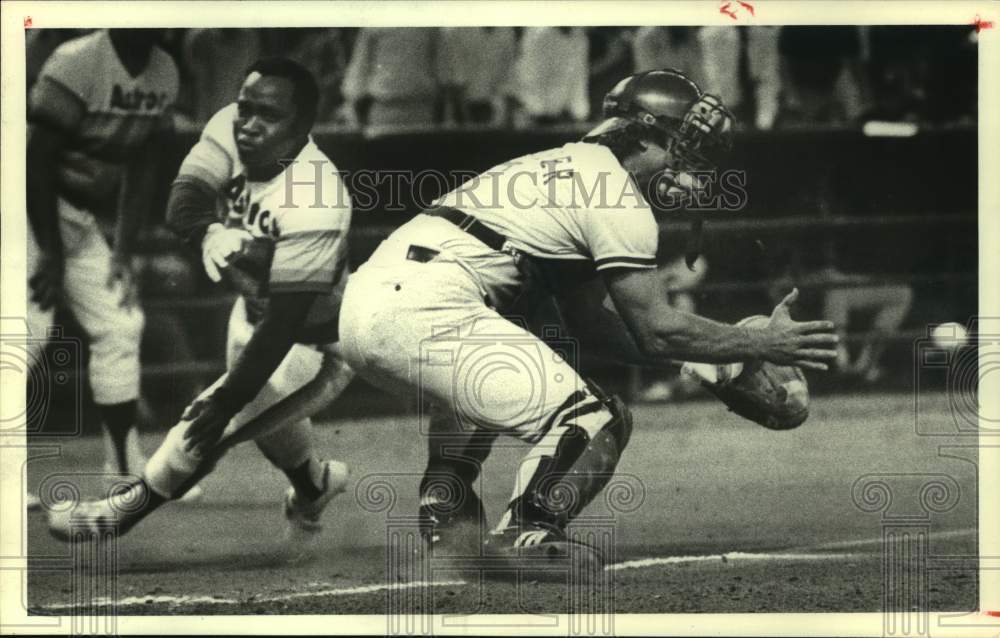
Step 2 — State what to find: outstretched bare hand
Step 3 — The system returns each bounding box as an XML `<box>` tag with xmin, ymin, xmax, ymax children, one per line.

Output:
<box><xmin>760</xmin><ymin>288</ymin><xmax>839</xmax><ymax>371</ymax></box>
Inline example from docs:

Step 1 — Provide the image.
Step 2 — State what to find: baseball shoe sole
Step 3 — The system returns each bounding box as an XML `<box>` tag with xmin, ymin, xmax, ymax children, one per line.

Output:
<box><xmin>283</xmin><ymin>460</ymin><xmax>350</xmax><ymax>547</ymax></box>
<box><xmin>482</xmin><ymin>525</ymin><xmax>604</xmax><ymax>582</ymax></box>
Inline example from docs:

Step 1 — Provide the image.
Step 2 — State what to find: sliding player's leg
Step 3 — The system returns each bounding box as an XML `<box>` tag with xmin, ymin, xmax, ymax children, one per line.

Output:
<box><xmin>47</xmin><ymin>299</ymin><xmax>351</xmax><ymax>541</ymax></box>
<box><xmin>246</xmin><ymin>351</ymin><xmax>353</xmax><ymax>543</ymax></box>
<box><xmin>221</xmin><ymin>298</ymin><xmax>353</xmax><ymax>540</ymax></box>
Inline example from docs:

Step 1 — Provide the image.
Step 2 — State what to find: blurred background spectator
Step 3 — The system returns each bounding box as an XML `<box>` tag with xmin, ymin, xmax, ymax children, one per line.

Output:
<box><xmin>699</xmin><ymin>27</ymin><xmax>781</xmax><ymax>130</ymax></box>
<box><xmin>863</xmin><ymin>25</ymin><xmax>976</xmax><ymax>124</ymax></box>
<box><xmin>587</xmin><ymin>27</ymin><xmax>636</xmax><ymax>121</ymax></box>
<box><xmin>288</xmin><ymin>28</ymin><xmax>355</xmax><ymax>125</ymax></box>
<box><xmin>776</xmin><ymin>26</ymin><xmax>867</xmax><ymax>127</ymax></box>
<box><xmin>341</xmin><ymin>27</ymin><xmax>441</xmax><ymax>129</ymax></box>
<box><xmin>821</xmin><ymin>269</ymin><xmax>913</xmax><ymax>384</ymax></box>
<box><xmin>633</xmin><ymin>27</ymin><xmax>706</xmax><ymax>86</ymax></box>
<box><xmin>766</xmin><ymin>245</ymin><xmax>914</xmax><ymax>386</ymax></box>
<box><xmin>514</xmin><ymin>27</ymin><xmax>590</xmax><ymax>125</ymax></box>
<box><xmin>44</xmin><ymin>25</ymin><xmax>971</xmax><ymax>131</ymax></box>
<box><xmin>182</xmin><ymin>29</ymin><xmax>262</xmax><ymax>122</ymax></box>
<box><xmin>438</xmin><ymin>27</ymin><xmax>518</xmax><ymax>126</ymax></box>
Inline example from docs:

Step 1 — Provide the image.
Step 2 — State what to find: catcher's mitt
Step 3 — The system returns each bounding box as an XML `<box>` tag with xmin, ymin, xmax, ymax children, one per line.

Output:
<box><xmin>687</xmin><ymin>315</ymin><xmax>810</xmax><ymax>430</ymax></box>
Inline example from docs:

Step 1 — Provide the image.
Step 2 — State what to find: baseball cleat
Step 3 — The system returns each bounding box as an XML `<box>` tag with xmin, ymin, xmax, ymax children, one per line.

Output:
<box><xmin>483</xmin><ymin>523</ymin><xmax>604</xmax><ymax>581</ymax></box>
<box><xmin>418</xmin><ymin>489</ymin><xmax>487</xmax><ymax>557</ymax></box>
<box><xmin>282</xmin><ymin>460</ymin><xmax>349</xmax><ymax>545</ymax></box>
<box><xmin>47</xmin><ymin>499</ymin><xmax>118</xmax><ymax>543</ymax></box>
<box><xmin>46</xmin><ymin>481</ymin><xmax>148</xmax><ymax>543</ymax></box>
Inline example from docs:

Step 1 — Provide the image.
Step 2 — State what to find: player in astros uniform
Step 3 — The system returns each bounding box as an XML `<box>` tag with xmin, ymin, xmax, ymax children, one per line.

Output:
<box><xmin>48</xmin><ymin>58</ymin><xmax>355</xmax><ymax>544</ymax></box>
<box><xmin>339</xmin><ymin>70</ymin><xmax>840</xmax><ymax>560</ymax></box>
<box><xmin>26</xmin><ymin>30</ymin><xmax>179</xmax><ymax>506</ymax></box>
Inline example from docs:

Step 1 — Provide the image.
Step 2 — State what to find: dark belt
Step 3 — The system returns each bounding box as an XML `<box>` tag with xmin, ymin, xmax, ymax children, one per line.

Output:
<box><xmin>405</xmin><ymin>206</ymin><xmax>513</xmax><ymax>264</ymax></box>
<box><xmin>424</xmin><ymin>206</ymin><xmax>508</xmax><ymax>252</ymax></box>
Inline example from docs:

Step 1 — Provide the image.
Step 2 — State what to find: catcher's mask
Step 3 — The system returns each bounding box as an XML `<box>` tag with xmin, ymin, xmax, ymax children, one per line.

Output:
<box><xmin>587</xmin><ymin>69</ymin><xmax>735</xmax><ymax>173</ymax></box>
<box><xmin>585</xmin><ymin>69</ymin><xmax>737</xmax><ymax>268</ymax></box>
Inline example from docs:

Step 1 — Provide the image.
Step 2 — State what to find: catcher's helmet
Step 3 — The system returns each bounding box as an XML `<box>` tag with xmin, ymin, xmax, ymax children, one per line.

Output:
<box><xmin>588</xmin><ymin>69</ymin><xmax>735</xmax><ymax>170</ymax></box>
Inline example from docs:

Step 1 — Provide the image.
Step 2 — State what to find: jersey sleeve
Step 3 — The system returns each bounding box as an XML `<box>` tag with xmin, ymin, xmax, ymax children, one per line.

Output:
<box><xmin>36</xmin><ymin>37</ymin><xmax>96</xmax><ymax>107</ymax></box>
<box><xmin>269</xmin><ymin>160</ymin><xmax>352</xmax><ymax>294</ymax></box>
<box><xmin>578</xmin><ymin>163</ymin><xmax>659</xmax><ymax>271</ymax></box>
<box><xmin>176</xmin><ymin>104</ymin><xmax>237</xmax><ymax>190</ymax></box>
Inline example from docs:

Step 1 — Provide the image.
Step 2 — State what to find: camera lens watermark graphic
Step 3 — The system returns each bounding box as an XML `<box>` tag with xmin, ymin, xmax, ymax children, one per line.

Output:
<box><xmin>453</xmin><ymin>341</ymin><xmax>546</xmax><ymax>429</ymax></box>
<box><xmin>417</xmin><ymin>319</ymin><xmax>580</xmax><ymax>436</ymax></box>
<box><xmin>947</xmin><ymin>339</ymin><xmax>998</xmax><ymax>430</ymax></box>
<box><xmin>913</xmin><ymin>317</ymin><xmax>999</xmax><ymax>436</ymax></box>
<box><xmin>1</xmin><ymin>319</ymin><xmax>83</xmax><ymax>436</ymax></box>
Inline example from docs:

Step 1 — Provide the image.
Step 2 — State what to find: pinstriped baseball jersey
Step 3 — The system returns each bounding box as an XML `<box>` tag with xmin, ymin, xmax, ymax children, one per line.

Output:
<box><xmin>34</xmin><ymin>30</ymin><xmax>179</xmax><ymax>210</ymax></box>
<box><xmin>435</xmin><ymin>142</ymin><xmax>659</xmax><ymax>271</ymax></box>
<box><xmin>178</xmin><ymin>104</ymin><xmax>352</xmax><ymax>341</ymax></box>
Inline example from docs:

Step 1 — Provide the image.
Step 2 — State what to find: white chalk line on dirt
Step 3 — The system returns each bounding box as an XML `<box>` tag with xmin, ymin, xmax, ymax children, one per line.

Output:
<box><xmin>605</xmin><ymin>551</ymin><xmax>867</xmax><ymax>572</ymax></box>
<box><xmin>38</xmin><ymin>579</ymin><xmax>469</xmax><ymax>610</ymax></box>
<box><xmin>608</xmin><ymin>527</ymin><xmax>978</xmax><ymax>573</ymax></box>
<box><xmin>809</xmin><ymin>526</ymin><xmax>976</xmax><ymax>550</ymax></box>
<box><xmin>35</xmin><ymin>551</ymin><xmax>869</xmax><ymax>611</ymax></box>
<box><xmin>36</xmin><ymin>527</ymin><xmax>975</xmax><ymax>611</ymax></box>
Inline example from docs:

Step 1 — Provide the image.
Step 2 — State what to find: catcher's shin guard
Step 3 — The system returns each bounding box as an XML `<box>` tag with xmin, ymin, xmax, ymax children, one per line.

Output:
<box><xmin>500</xmin><ymin>380</ymin><xmax>633</xmax><ymax>532</ymax></box>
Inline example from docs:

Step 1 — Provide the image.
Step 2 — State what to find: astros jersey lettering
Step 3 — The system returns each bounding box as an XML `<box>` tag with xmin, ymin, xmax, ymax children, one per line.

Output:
<box><xmin>34</xmin><ymin>30</ymin><xmax>179</xmax><ymax>210</ymax></box>
<box><xmin>178</xmin><ymin>104</ymin><xmax>352</xmax><ymax>342</ymax></box>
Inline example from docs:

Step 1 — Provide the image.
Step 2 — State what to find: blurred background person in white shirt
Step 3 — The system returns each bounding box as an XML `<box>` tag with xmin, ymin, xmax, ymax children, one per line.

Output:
<box><xmin>438</xmin><ymin>27</ymin><xmax>518</xmax><ymax>126</ymax></box>
<box><xmin>341</xmin><ymin>27</ymin><xmax>441</xmax><ymax>129</ymax></box>
<box><xmin>513</xmin><ymin>27</ymin><xmax>589</xmax><ymax>125</ymax></box>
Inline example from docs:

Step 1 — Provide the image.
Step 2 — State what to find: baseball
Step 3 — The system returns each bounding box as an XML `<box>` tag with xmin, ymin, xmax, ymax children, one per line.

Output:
<box><xmin>931</xmin><ymin>322</ymin><xmax>969</xmax><ymax>348</ymax></box>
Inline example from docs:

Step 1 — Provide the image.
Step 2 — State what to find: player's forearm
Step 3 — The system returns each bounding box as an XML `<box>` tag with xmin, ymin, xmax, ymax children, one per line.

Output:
<box><xmin>26</xmin><ymin>126</ymin><xmax>65</xmax><ymax>259</ymax></box>
<box><xmin>166</xmin><ymin>176</ymin><xmax>220</xmax><ymax>251</ymax></box>
<box><xmin>212</xmin><ymin>291</ymin><xmax>318</xmax><ymax>414</ymax></box>
<box><xmin>640</xmin><ymin>310</ymin><xmax>765</xmax><ymax>364</ymax></box>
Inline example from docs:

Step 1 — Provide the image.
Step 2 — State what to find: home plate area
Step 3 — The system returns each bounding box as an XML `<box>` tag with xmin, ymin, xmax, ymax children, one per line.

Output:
<box><xmin>26</xmin><ymin>394</ymin><xmax>978</xmax><ymax>615</ymax></box>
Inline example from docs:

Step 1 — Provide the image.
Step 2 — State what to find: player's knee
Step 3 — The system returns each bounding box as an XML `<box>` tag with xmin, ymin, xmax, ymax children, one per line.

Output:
<box><xmin>90</xmin><ymin>307</ymin><xmax>144</xmax><ymax>354</ymax></box>
<box><xmin>540</xmin><ymin>379</ymin><xmax>632</xmax><ymax>454</ymax></box>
